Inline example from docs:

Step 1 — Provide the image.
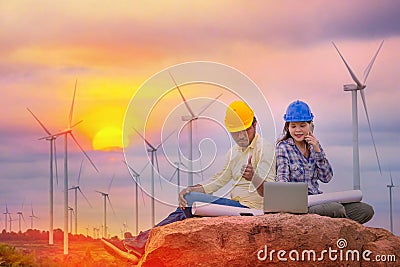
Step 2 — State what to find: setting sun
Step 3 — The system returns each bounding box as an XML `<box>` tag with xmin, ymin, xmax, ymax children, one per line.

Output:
<box><xmin>92</xmin><ymin>127</ymin><xmax>124</xmax><ymax>151</ymax></box>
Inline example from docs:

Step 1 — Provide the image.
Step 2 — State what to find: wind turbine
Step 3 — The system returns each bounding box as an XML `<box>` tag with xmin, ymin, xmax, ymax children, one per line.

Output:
<box><xmin>41</xmin><ymin>81</ymin><xmax>99</xmax><ymax>254</ymax></box>
<box><xmin>333</xmin><ymin>41</ymin><xmax>384</xmax><ymax>190</ymax></box>
<box><xmin>169</xmin><ymin>155</ymin><xmax>189</xmax><ymax>198</ymax></box>
<box><xmin>3</xmin><ymin>203</ymin><xmax>10</xmax><ymax>232</ymax></box>
<box><xmin>96</xmin><ymin>175</ymin><xmax>116</xmax><ymax>239</ymax></box>
<box><xmin>134</xmin><ymin>129</ymin><xmax>175</xmax><ymax>227</ymax></box>
<box><xmin>168</xmin><ymin>71</ymin><xmax>222</xmax><ymax>186</ymax></box>
<box><xmin>8</xmin><ymin>214</ymin><xmax>17</xmax><ymax>233</ymax></box>
<box><xmin>28</xmin><ymin>204</ymin><xmax>39</xmax><ymax>229</ymax></box>
<box><xmin>27</xmin><ymin>108</ymin><xmax>59</xmax><ymax>245</ymax></box>
<box><xmin>16</xmin><ymin>201</ymin><xmax>26</xmax><ymax>233</ymax></box>
<box><xmin>125</xmin><ymin>162</ymin><xmax>147</xmax><ymax>235</ymax></box>
<box><xmin>387</xmin><ymin>171</ymin><xmax>398</xmax><ymax>233</ymax></box>
<box><xmin>68</xmin><ymin>160</ymin><xmax>92</xmax><ymax>235</ymax></box>
<box><xmin>68</xmin><ymin>207</ymin><xmax>74</xmax><ymax>234</ymax></box>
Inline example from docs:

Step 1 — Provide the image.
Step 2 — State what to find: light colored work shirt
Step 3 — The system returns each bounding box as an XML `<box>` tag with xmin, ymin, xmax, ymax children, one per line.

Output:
<box><xmin>201</xmin><ymin>134</ymin><xmax>276</xmax><ymax>209</ymax></box>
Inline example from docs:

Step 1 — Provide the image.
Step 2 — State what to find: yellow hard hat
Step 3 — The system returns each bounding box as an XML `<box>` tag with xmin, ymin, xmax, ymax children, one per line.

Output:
<box><xmin>224</xmin><ymin>101</ymin><xmax>254</xmax><ymax>132</ymax></box>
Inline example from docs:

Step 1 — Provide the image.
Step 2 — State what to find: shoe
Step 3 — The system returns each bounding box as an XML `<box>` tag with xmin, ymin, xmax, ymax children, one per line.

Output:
<box><xmin>124</xmin><ymin>232</ymin><xmax>134</xmax><ymax>239</ymax></box>
<box><xmin>101</xmin><ymin>238</ymin><xmax>140</xmax><ymax>264</ymax></box>
<box><xmin>123</xmin><ymin>239</ymin><xmax>145</xmax><ymax>257</ymax></box>
<box><xmin>104</xmin><ymin>238</ymin><xmax>127</xmax><ymax>252</ymax></box>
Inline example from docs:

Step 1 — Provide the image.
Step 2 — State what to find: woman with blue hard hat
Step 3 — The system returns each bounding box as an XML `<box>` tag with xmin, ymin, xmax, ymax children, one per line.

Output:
<box><xmin>276</xmin><ymin>100</ymin><xmax>374</xmax><ymax>224</ymax></box>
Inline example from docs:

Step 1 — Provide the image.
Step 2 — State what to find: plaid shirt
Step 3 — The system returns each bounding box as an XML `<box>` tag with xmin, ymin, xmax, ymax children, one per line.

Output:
<box><xmin>276</xmin><ymin>138</ymin><xmax>333</xmax><ymax>195</ymax></box>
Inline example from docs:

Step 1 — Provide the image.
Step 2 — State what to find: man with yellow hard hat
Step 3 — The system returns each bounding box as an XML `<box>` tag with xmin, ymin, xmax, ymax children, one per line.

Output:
<box><xmin>106</xmin><ymin>101</ymin><xmax>276</xmax><ymax>259</ymax></box>
<box><xmin>179</xmin><ymin>100</ymin><xmax>276</xmax><ymax>210</ymax></box>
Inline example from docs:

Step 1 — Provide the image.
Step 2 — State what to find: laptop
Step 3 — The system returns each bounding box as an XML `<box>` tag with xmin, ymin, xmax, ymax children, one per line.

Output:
<box><xmin>264</xmin><ymin>182</ymin><xmax>308</xmax><ymax>214</ymax></box>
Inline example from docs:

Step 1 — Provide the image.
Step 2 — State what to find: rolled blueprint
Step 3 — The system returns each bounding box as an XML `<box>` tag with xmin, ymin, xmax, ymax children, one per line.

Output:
<box><xmin>308</xmin><ymin>190</ymin><xmax>362</xmax><ymax>207</ymax></box>
<box><xmin>192</xmin><ymin>202</ymin><xmax>264</xmax><ymax>217</ymax></box>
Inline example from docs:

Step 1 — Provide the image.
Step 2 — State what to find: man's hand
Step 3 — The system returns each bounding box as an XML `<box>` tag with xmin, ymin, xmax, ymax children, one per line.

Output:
<box><xmin>178</xmin><ymin>187</ymin><xmax>191</xmax><ymax>209</ymax></box>
<box><xmin>241</xmin><ymin>155</ymin><xmax>254</xmax><ymax>181</ymax></box>
<box><xmin>178</xmin><ymin>184</ymin><xmax>205</xmax><ymax>209</ymax></box>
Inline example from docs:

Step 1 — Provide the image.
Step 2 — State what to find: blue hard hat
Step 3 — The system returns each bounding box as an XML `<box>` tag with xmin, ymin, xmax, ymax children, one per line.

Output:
<box><xmin>283</xmin><ymin>100</ymin><xmax>314</xmax><ymax>122</ymax></box>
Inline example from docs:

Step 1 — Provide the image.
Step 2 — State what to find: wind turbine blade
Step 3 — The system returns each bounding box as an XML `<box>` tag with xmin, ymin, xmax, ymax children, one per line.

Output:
<box><xmin>139</xmin><ymin>186</ymin><xmax>146</xmax><ymax>206</ymax></box>
<box><xmin>390</xmin><ymin>170</ymin><xmax>394</xmax><ymax>186</ymax></box>
<box><xmin>38</xmin><ymin>130</ymin><xmax>66</xmax><ymax>140</ymax></box>
<box><xmin>95</xmin><ymin>190</ymin><xmax>105</xmax><ymax>195</ymax></box>
<box><xmin>107</xmin><ymin>196</ymin><xmax>116</xmax><ymax>217</ymax></box>
<box><xmin>168</xmin><ymin>71</ymin><xmax>196</xmax><ymax>118</ymax></box>
<box><xmin>69</xmin><ymin>80</ymin><xmax>78</xmax><ymax>128</ymax></box>
<box><xmin>132</xmin><ymin>162</ymin><xmax>147</xmax><ymax>205</ymax></box>
<box><xmin>363</xmin><ymin>40</ymin><xmax>384</xmax><ymax>84</ymax></box>
<box><xmin>21</xmin><ymin>213</ymin><xmax>26</xmax><ymax>224</ymax></box>
<box><xmin>360</xmin><ymin>89</ymin><xmax>382</xmax><ymax>175</ymax></box>
<box><xmin>332</xmin><ymin>42</ymin><xmax>363</xmax><ymax>87</ymax></box>
<box><xmin>197</xmin><ymin>93</ymin><xmax>223</xmax><ymax>117</ymax></box>
<box><xmin>77</xmin><ymin>159</ymin><xmax>84</xmax><ymax>185</ymax></box>
<box><xmin>139</xmin><ymin>161</ymin><xmax>150</xmax><ymax>174</ymax></box>
<box><xmin>123</xmin><ymin>161</ymin><xmax>140</xmax><ymax>177</ymax></box>
<box><xmin>168</xmin><ymin>169</ymin><xmax>178</xmax><ymax>182</ymax></box>
<box><xmin>155</xmin><ymin>153</ymin><xmax>163</xmax><ymax>189</ymax></box>
<box><xmin>108</xmin><ymin>174</ymin><xmax>115</xmax><ymax>193</ymax></box>
<box><xmin>26</xmin><ymin>108</ymin><xmax>52</xmax><ymax>135</ymax></box>
<box><xmin>133</xmin><ymin>128</ymin><xmax>156</xmax><ymax>150</ymax></box>
<box><xmin>179</xmin><ymin>161</ymin><xmax>188</xmax><ymax>168</ymax></box>
<box><xmin>70</xmin><ymin>132</ymin><xmax>99</xmax><ymax>172</ymax></box>
<box><xmin>78</xmin><ymin>187</ymin><xmax>92</xmax><ymax>208</ymax></box>
<box><xmin>71</xmin><ymin>120</ymin><xmax>83</xmax><ymax>129</ymax></box>
<box><xmin>53</xmin><ymin>140</ymin><xmax>59</xmax><ymax>186</ymax></box>
<box><xmin>156</xmin><ymin>130</ymin><xmax>176</xmax><ymax>150</ymax></box>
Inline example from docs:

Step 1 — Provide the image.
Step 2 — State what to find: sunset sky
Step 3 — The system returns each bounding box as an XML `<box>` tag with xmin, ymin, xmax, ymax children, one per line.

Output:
<box><xmin>1</xmin><ymin>0</ymin><xmax>399</xmax><ymax>239</ymax></box>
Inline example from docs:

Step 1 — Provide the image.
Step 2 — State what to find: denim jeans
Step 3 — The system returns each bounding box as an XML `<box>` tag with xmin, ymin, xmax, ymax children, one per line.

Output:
<box><xmin>124</xmin><ymin>192</ymin><xmax>248</xmax><ymax>252</ymax></box>
<box><xmin>157</xmin><ymin>191</ymin><xmax>248</xmax><ymax>226</ymax></box>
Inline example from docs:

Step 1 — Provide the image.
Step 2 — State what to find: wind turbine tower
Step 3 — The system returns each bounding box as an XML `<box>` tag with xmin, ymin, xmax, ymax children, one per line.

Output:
<box><xmin>96</xmin><ymin>176</ymin><xmax>116</xmax><ymax>239</ymax></box>
<box><xmin>387</xmin><ymin>172</ymin><xmax>398</xmax><ymax>233</ymax></box>
<box><xmin>69</xmin><ymin>160</ymin><xmax>92</xmax><ymax>235</ymax></box>
<box><xmin>68</xmin><ymin>207</ymin><xmax>74</xmax><ymax>234</ymax></box>
<box><xmin>3</xmin><ymin>204</ymin><xmax>10</xmax><ymax>232</ymax></box>
<box><xmin>333</xmin><ymin>41</ymin><xmax>384</xmax><ymax>190</ymax></box>
<box><xmin>125</xmin><ymin>163</ymin><xmax>146</xmax><ymax>235</ymax></box>
<box><xmin>8</xmin><ymin>214</ymin><xmax>17</xmax><ymax>233</ymax></box>
<box><xmin>28</xmin><ymin>205</ymin><xmax>39</xmax><ymax>229</ymax></box>
<box><xmin>134</xmin><ymin>130</ymin><xmax>174</xmax><ymax>227</ymax></box>
<box><xmin>27</xmin><ymin>108</ymin><xmax>59</xmax><ymax>244</ymax></box>
<box><xmin>169</xmin><ymin>158</ymin><xmax>188</xmax><ymax>198</ymax></box>
<box><xmin>16</xmin><ymin>202</ymin><xmax>26</xmax><ymax>233</ymax></box>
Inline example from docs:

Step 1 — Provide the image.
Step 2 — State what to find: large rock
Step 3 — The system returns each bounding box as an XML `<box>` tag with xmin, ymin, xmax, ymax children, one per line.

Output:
<box><xmin>137</xmin><ymin>213</ymin><xmax>400</xmax><ymax>267</ymax></box>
